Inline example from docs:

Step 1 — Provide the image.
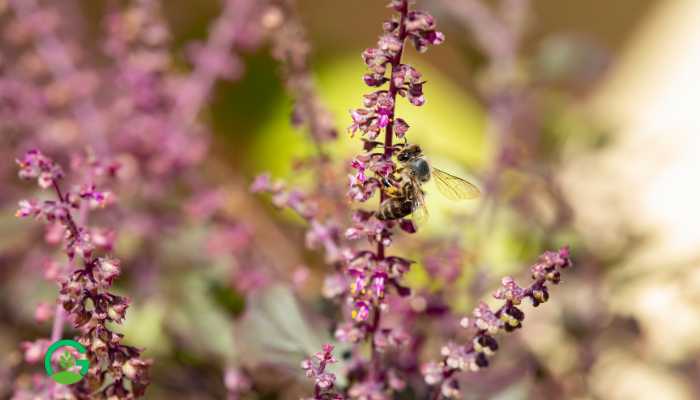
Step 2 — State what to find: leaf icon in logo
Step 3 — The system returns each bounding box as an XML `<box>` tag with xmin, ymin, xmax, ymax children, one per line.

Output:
<box><xmin>45</xmin><ymin>339</ymin><xmax>89</xmax><ymax>385</ymax></box>
<box><xmin>58</xmin><ymin>350</ymin><xmax>76</xmax><ymax>370</ymax></box>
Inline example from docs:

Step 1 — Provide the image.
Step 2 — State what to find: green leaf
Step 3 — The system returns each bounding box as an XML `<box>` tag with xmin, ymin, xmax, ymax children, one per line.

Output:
<box><xmin>208</xmin><ymin>280</ymin><xmax>246</xmax><ymax>317</ymax></box>
<box><xmin>58</xmin><ymin>350</ymin><xmax>75</xmax><ymax>370</ymax></box>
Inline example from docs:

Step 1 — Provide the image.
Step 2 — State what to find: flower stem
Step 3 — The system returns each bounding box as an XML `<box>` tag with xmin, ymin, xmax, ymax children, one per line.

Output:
<box><xmin>377</xmin><ymin>0</ymin><xmax>409</xmax><ymax>254</ymax></box>
<box><xmin>49</xmin><ymin>180</ymin><xmax>87</xmax><ymax>342</ymax></box>
<box><xmin>52</xmin><ymin>181</ymin><xmax>80</xmax><ymax>238</ymax></box>
<box><xmin>50</xmin><ymin>304</ymin><xmax>65</xmax><ymax>342</ymax></box>
<box><xmin>370</xmin><ymin>0</ymin><xmax>410</xmax><ymax>378</ymax></box>
<box><xmin>369</xmin><ymin>302</ymin><xmax>383</xmax><ymax>378</ymax></box>
<box><xmin>382</xmin><ymin>0</ymin><xmax>409</xmax><ymax>164</ymax></box>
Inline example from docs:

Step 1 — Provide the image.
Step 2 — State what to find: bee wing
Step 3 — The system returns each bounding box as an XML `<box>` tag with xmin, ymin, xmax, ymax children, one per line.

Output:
<box><xmin>409</xmin><ymin>178</ymin><xmax>429</xmax><ymax>224</ymax></box>
<box><xmin>411</xmin><ymin>205</ymin><xmax>428</xmax><ymax>225</ymax></box>
<box><xmin>432</xmin><ymin>168</ymin><xmax>481</xmax><ymax>201</ymax></box>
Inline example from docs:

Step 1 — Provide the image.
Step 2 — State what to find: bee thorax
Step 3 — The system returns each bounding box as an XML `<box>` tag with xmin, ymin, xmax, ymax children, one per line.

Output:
<box><xmin>408</xmin><ymin>158</ymin><xmax>431</xmax><ymax>183</ymax></box>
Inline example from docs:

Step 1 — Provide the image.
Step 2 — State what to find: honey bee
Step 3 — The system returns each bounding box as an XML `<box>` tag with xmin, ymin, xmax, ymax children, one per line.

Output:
<box><xmin>375</xmin><ymin>180</ymin><xmax>420</xmax><ymax>221</ymax></box>
<box><xmin>376</xmin><ymin>143</ymin><xmax>480</xmax><ymax>221</ymax></box>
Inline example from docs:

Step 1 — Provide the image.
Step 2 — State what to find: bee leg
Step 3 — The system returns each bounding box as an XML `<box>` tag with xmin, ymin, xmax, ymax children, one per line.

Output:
<box><xmin>382</xmin><ymin>173</ymin><xmax>409</xmax><ymax>198</ymax></box>
<box><xmin>394</xmin><ymin>138</ymin><xmax>407</xmax><ymax>147</ymax></box>
<box><xmin>384</xmin><ymin>186</ymin><xmax>403</xmax><ymax>198</ymax></box>
<box><xmin>390</xmin><ymin>141</ymin><xmax>406</xmax><ymax>155</ymax></box>
<box><xmin>395</xmin><ymin>167</ymin><xmax>405</xmax><ymax>179</ymax></box>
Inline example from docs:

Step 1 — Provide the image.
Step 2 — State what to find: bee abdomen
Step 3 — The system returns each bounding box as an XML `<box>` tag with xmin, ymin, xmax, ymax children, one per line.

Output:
<box><xmin>376</xmin><ymin>198</ymin><xmax>414</xmax><ymax>220</ymax></box>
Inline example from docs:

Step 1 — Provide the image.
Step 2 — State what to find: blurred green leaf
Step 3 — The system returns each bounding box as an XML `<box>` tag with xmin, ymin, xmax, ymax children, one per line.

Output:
<box><xmin>118</xmin><ymin>299</ymin><xmax>170</xmax><ymax>356</ymax></box>
<box><xmin>236</xmin><ymin>285</ymin><xmax>348</xmax><ymax>386</ymax></box>
<box><xmin>167</xmin><ymin>272</ymin><xmax>237</xmax><ymax>361</ymax></box>
<box><xmin>208</xmin><ymin>280</ymin><xmax>246</xmax><ymax>317</ymax></box>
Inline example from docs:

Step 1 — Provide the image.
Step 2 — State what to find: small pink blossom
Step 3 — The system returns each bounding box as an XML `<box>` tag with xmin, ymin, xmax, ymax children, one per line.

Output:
<box><xmin>21</xmin><ymin>340</ymin><xmax>50</xmax><ymax>363</ymax></box>
<box><xmin>352</xmin><ymin>301</ymin><xmax>371</xmax><ymax>322</ymax></box>
<box><xmin>472</xmin><ymin>301</ymin><xmax>502</xmax><ymax>335</ymax></box>
<box><xmin>15</xmin><ymin>199</ymin><xmax>40</xmax><ymax>218</ymax></box>
<box><xmin>34</xmin><ymin>302</ymin><xmax>54</xmax><ymax>323</ymax></box>
<box><xmin>493</xmin><ymin>276</ymin><xmax>526</xmax><ymax>304</ymax></box>
<box><xmin>250</xmin><ymin>173</ymin><xmax>271</xmax><ymax>193</ymax></box>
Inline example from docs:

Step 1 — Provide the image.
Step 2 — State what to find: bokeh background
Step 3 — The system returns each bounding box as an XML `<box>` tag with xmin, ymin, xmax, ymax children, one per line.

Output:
<box><xmin>2</xmin><ymin>0</ymin><xmax>700</xmax><ymax>399</ymax></box>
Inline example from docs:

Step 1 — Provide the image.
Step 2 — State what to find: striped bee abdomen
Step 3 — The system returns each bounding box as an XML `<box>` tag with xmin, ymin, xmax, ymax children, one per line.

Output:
<box><xmin>376</xmin><ymin>197</ymin><xmax>414</xmax><ymax>220</ymax></box>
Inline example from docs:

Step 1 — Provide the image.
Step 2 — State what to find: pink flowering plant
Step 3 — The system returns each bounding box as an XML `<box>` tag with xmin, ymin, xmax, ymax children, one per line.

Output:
<box><xmin>15</xmin><ymin>150</ymin><xmax>150</xmax><ymax>398</ymax></box>
<box><xmin>253</xmin><ymin>1</ymin><xmax>573</xmax><ymax>399</ymax></box>
<box><xmin>2</xmin><ymin>1</ymin><xmax>593</xmax><ymax>399</ymax></box>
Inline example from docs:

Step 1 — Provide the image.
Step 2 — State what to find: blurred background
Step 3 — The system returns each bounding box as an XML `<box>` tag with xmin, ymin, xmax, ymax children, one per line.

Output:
<box><xmin>1</xmin><ymin>0</ymin><xmax>700</xmax><ymax>399</ymax></box>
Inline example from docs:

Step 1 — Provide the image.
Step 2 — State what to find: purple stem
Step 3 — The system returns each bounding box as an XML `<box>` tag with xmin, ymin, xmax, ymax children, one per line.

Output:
<box><xmin>49</xmin><ymin>180</ymin><xmax>87</xmax><ymax>341</ymax></box>
<box><xmin>370</xmin><ymin>0</ymin><xmax>410</xmax><ymax>378</ymax></box>
<box><xmin>50</xmin><ymin>305</ymin><xmax>65</xmax><ymax>342</ymax></box>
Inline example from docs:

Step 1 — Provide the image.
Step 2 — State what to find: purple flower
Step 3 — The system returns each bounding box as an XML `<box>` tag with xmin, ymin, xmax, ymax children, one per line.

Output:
<box><xmin>385</xmin><ymin>256</ymin><xmax>412</xmax><ymax>277</ymax></box>
<box><xmin>531</xmin><ymin>247</ymin><xmax>572</xmax><ymax>282</ymax></box>
<box><xmin>301</xmin><ymin>344</ymin><xmax>344</xmax><ymax>399</ymax></box>
<box><xmin>422</xmin><ymin>248</ymin><xmax>573</xmax><ymax>396</ymax></box>
<box><xmin>367</xmin><ymin>157</ymin><xmax>395</xmax><ymax>178</ymax></box>
<box><xmin>34</xmin><ymin>302</ymin><xmax>54</xmax><ymax>323</ymax></box>
<box><xmin>493</xmin><ymin>276</ymin><xmax>526</xmax><ymax>304</ymax></box>
<box><xmin>335</xmin><ymin>322</ymin><xmax>366</xmax><ymax>343</ymax></box>
<box><xmin>15</xmin><ymin>199</ymin><xmax>41</xmax><ymax>218</ymax></box>
<box><xmin>421</xmin><ymin>361</ymin><xmax>444</xmax><ymax>386</ymax></box>
<box><xmin>373</xmin><ymin>327</ymin><xmax>410</xmax><ymax>352</ymax></box>
<box><xmin>472</xmin><ymin>301</ymin><xmax>502</xmax><ymax>334</ymax></box>
<box><xmin>405</xmin><ymin>10</ymin><xmax>445</xmax><ymax>53</ymax></box>
<box><xmin>20</xmin><ymin>340</ymin><xmax>50</xmax><ymax>364</ymax></box>
<box><xmin>348</xmin><ymin>380</ymin><xmax>389</xmax><ymax>400</ymax></box>
<box><xmin>377</xmin><ymin>107</ymin><xmax>391</xmax><ymax>128</ymax></box>
<box><xmin>440</xmin><ymin>378</ymin><xmax>461</xmax><ymax>399</ymax></box>
<box><xmin>393</xmin><ymin>118</ymin><xmax>409</xmax><ymax>137</ymax></box>
<box><xmin>16</xmin><ymin>149</ymin><xmax>64</xmax><ymax>188</ymax></box>
<box><xmin>352</xmin><ymin>300</ymin><xmax>371</xmax><ymax>322</ymax></box>
<box><xmin>407</xmin><ymin>82</ymin><xmax>426</xmax><ymax>106</ymax></box>
<box><xmin>348</xmin><ymin>268</ymin><xmax>366</xmax><ymax>295</ymax></box>
<box><xmin>95</xmin><ymin>257</ymin><xmax>121</xmax><ymax>285</ymax></box>
<box><xmin>249</xmin><ymin>173</ymin><xmax>271</xmax><ymax>193</ymax></box>
<box><xmin>79</xmin><ymin>184</ymin><xmax>113</xmax><ymax>209</ymax></box>
<box><xmin>351</xmin><ymin>158</ymin><xmax>368</xmax><ymax>183</ymax></box>
<box><xmin>15</xmin><ymin>150</ymin><xmax>151</xmax><ymax>396</ymax></box>
<box><xmin>315</xmin><ymin>372</ymin><xmax>336</xmax><ymax>390</ymax></box>
<box><xmin>371</xmin><ymin>272</ymin><xmax>387</xmax><ymax>299</ymax></box>
<box><xmin>378</xmin><ymin>34</ymin><xmax>403</xmax><ymax>55</ymax></box>
<box><xmin>347</xmin><ymin>176</ymin><xmax>381</xmax><ymax>202</ymax></box>
<box><xmin>349</xmin><ymin>108</ymin><xmax>373</xmax><ymax>136</ymax></box>
<box><xmin>364</xmin><ymin>73</ymin><xmax>388</xmax><ymax>87</ymax></box>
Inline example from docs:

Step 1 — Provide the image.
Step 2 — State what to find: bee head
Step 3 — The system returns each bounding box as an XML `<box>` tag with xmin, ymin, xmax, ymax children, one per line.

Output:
<box><xmin>397</xmin><ymin>144</ymin><xmax>422</xmax><ymax>162</ymax></box>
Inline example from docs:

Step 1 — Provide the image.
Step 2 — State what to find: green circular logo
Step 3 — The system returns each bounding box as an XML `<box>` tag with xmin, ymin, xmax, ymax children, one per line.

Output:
<box><xmin>44</xmin><ymin>339</ymin><xmax>90</xmax><ymax>385</ymax></box>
